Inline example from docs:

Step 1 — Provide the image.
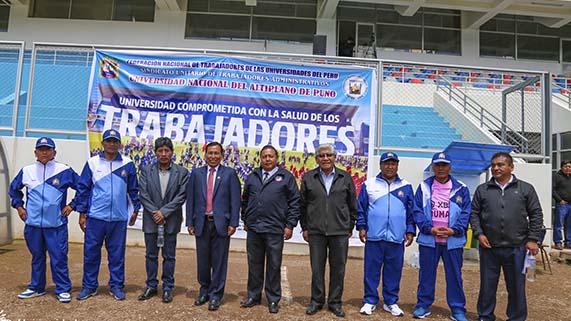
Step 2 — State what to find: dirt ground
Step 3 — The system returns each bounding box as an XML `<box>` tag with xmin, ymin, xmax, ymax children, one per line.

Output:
<box><xmin>0</xmin><ymin>240</ymin><xmax>570</xmax><ymax>321</ymax></box>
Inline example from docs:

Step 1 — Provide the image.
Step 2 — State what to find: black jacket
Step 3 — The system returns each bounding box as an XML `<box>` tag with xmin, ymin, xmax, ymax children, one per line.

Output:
<box><xmin>241</xmin><ymin>167</ymin><xmax>300</xmax><ymax>234</ymax></box>
<box><xmin>553</xmin><ymin>170</ymin><xmax>571</xmax><ymax>203</ymax></box>
<box><xmin>470</xmin><ymin>176</ymin><xmax>543</xmax><ymax>247</ymax></box>
<box><xmin>300</xmin><ymin>167</ymin><xmax>357</xmax><ymax>236</ymax></box>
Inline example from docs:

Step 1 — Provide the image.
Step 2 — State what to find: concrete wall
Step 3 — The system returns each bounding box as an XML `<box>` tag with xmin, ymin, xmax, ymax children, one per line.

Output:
<box><xmin>1</xmin><ymin>136</ymin><xmax>553</xmax><ymax>258</ymax></box>
<box><xmin>2</xmin><ymin>4</ymin><xmax>565</xmax><ymax>73</ymax></box>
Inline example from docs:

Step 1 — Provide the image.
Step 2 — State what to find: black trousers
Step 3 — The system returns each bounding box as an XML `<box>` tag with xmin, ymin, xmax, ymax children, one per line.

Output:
<box><xmin>196</xmin><ymin>220</ymin><xmax>231</xmax><ymax>300</ymax></box>
<box><xmin>246</xmin><ymin>230</ymin><xmax>284</xmax><ymax>304</ymax></box>
<box><xmin>477</xmin><ymin>245</ymin><xmax>527</xmax><ymax>321</ymax></box>
<box><xmin>308</xmin><ymin>234</ymin><xmax>349</xmax><ymax>307</ymax></box>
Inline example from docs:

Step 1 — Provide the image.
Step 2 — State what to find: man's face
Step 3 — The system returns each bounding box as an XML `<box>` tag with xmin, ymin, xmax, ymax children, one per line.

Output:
<box><xmin>156</xmin><ymin>146</ymin><xmax>173</xmax><ymax>167</ymax></box>
<box><xmin>205</xmin><ymin>144</ymin><xmax>223</xmax><ymax>167</ymax></box>
<box><xmin>562</xmin><ymin>163</ymin><xmax>571</xmax><ymax>175</ymax></box>
<box><xmin>260</xmin><ymin>148</ymin><xmax>278</xmax><ymax>172</ymax></box>
<box><xmin>380</xmin><ymin>160</ymin><xmax>399</xmax><ymax>180</ymax></box>
<box><xmin>34</xmin><ymin>147</ymin><xmax>56</xmax><ymax>164</ymax></box>
<box><xmin>432</xmin><ymin>162</ymin><xmax>451</xmax><ymax>182</ymax></box>
<box><xmin>102</xmin><ymin>138</ymin><xmax>121</xmax><ymax>155</ymax></box>
<box><xmin>491</xmin><ymin>156</ymin><xmax>514</xmax><ymax>182</ymax></box>
<box><xmin>316</xmin><ymin>149</ymin><xmax>336</xmax><ymax>172</ymax></box>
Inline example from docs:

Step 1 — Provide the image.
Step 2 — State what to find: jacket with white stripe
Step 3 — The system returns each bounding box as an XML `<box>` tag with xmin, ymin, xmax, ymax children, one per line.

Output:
<box><xmin>9</xmin><ymin>159</ymin><xmax>79</xmax><ymax>228</ymax></box>
<box><xmin>413</xmin><ymin>175</ymin><xmax>471</xmax><ymax>250</ymax></box>
<box><xmin>356</xmin><ymin>173</ymin><xmax>416</xmax><ymax>243</ymax></box>
<box><xmin>76</xmin><ymin>152</ymin><xmax>140</xmax><ymax>221</ymax></box>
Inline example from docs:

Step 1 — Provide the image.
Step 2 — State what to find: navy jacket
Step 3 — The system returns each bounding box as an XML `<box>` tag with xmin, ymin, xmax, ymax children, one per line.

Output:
<box><xmin>186</xmin><ymin>165</ymin><xmax>241</xmax><ymax>237</ymax></box>
<box><xmin>241</xmin><ymin>167</ymin><xmax>300</xmax><ymax>234</ymax></box>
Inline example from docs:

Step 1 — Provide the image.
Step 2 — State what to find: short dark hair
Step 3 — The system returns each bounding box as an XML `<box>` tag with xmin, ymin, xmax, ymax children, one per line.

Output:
<box><xmin>154</xmin><ymin>137</ymin><xmax>174</xmax><ymax>152</ymax></box>
<box><xmin>205</xmin><ymin>141</ymin><xmax>224</xmax><ymax>154</ymax></box>
<box><xmin>562</xmin><ymin>160</ymin><xmax>571</xmax><ymax>167</ymax></box>
<box><xmin>261</xmin><ymin>145</ymin><xmax>278</xmax><ymax>157</ymax></box>
<box><xmin>491</xmin><ymin>152</ymin><xmax>513</xmax><ymax>165</ymax></box>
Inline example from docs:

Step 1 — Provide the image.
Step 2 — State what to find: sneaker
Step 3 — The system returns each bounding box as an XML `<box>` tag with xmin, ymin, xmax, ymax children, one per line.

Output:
<box><xmin>57</xmin><ymin>292</ymin><xmax>72</xmax><ymax>303</ymax></box>
<box><xmin>109</xmin><ymin>287</ymin><xmax>125</xmax><ymax>300</ymax></box>
<box><xmin>450</xmin><ymin>313</ymin><xmax>468</xmax><ymax>321</ymax></box>
<box><xmin>383</xmin><ymin>303</ymin><xmax>404</xmax><ymax>317</ymax></box>
<box><xmin>413</xmin><ymin>307</ymin><xmax>431</xmax><ymax>319</ymax></box>
<box><xmin>360</xmin><ymin>303</ymin><xmax>376</xmax><ymax>315</ymax></box>
<box><xmin>76</xmin><ymin>288</ymin><xmax>97</xmax><ymax>300</ymax></box>
<box><xmin>18</xmin><ymin>289</ymin><xmax>46</xmax><ymax>299</ymax></box>
<box><xmin>554</xmin><ymin>244</ymin><xmax>563</xmax><ymax>250</ymax></box>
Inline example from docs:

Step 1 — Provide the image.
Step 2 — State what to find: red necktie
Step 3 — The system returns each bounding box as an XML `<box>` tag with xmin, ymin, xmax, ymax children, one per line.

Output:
<box><xmin>206</xmin><ymin>167</ymin><xmax>215</xmax><ymax>213</ymax></box>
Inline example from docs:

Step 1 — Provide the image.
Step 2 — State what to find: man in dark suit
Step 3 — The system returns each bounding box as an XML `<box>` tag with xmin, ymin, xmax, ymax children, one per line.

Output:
<box><xmin>186</xmin><ymin>142</ymin><xmax>241</xmax><ymax>311</ymax></box>
<box><xmin>300</xmin><ymin>143</ymin><xmax>358</xmax><ymax>318</ymax></box>
<box><xmin>137</xmin><ymin>137</ymin><xmax>189</xmax><ymax>303</ymax></box>
<box><xmin>240</xmin><ymin>145</ymin><xmax>300</xmax><ymax>314</ymax></box>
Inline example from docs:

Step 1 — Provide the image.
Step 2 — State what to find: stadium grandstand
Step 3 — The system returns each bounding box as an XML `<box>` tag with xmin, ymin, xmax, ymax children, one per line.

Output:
<box><xmin>0</xmin><ymin>0</ymin><xmax>565</xmax><ymax>255</ymax></box>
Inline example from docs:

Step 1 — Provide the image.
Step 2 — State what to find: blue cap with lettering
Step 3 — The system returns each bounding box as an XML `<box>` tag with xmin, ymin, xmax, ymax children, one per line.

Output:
<box><xmin>380</xmin><ymin>152</ymin><xmax>399</xmax><ymax>162</ymax></box>
<box><xmin>102</xmin><ymin>129</ymin><xmax>121</xmax><ymax>141</ymax></box>
<box><xmin>432</xmin><ymin>152</ymin><xmax>451</xmax><ymax>164</ymax></box>
<box><xmin>35</xmin><ymin>137</ymin><xmax>56</xmax><ymax>149</ymax></box>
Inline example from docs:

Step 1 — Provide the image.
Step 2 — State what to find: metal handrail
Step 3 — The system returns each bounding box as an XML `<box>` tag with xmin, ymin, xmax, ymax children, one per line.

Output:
<box><xmin>436</xmin><ymin>75</ymin><xmax>529</xmax><ymax>153</ymax></box>
<box><xmin>552</xmin><ymin>81</ymin><xmax>571</xmax><ymax>110</ymax></box>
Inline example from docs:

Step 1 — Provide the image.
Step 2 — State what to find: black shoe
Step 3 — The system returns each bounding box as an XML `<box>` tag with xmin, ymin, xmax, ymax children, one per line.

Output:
<box><xmin>240</xmin><ymin>297</ymin><xmax>260</xmax><ymax>308</ymax></box>
<box><xmin>137</xmin><ymin>288</ymin><xmax>157</xmax><ymax>301</ymax></box>
<box><xmin>306</xmin><ymin>303</ymin><xmax>323</xmax><ymax>315</ymax></box>
<box><xmin>162</xmin><ymin>290</ymin><xmax>173</xmax><ymax>303</ymax></box>
<box><xmin>329</xmin><ymin>306</ymin><xmax>345</xmax><ymax>318</ymax></box>
<box><xmin>268</xmin><ymin>302</ymin><xmax>279</xmax><ymax>313</ymax></box>
<box><xmin>208</xmin><ymin>299</ymin><xmax>221</xmax><ymax>311</ymax></box>
<box><xmin>194</xmin><ymin>295</ymin><xmax>209</xmax><ymax>306</ymax></box>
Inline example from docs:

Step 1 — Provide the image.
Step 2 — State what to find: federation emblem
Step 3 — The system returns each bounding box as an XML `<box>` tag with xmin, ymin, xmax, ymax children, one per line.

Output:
<box><xmin>52</xmin><ymin>178</ymin><xmax>60</xmax><ymax>186</ymax></box>
<box><xmin>121</xmin><ymin>169</ymin><xmax>127</xmax><ymax>177</ymax></box>
<box><xmin>343</xmin><ymin>75</ymin><xmax>367</xmax><ymax>100</ymax></box>
<box><xmin>99</xmin><ymin>58</ymin><xmax>119</xmax><ymax>79</ymax></box>
<box><xmin>398</xmin><ymin>190</ymin><xmax>404</xmax><ymax>198</ymax></box>
<box><xmin>275</xmin><ymin>176</ymin><xmax>283</xmax><ymax>182</ymax></box>
<box><xmin>456</xmin><ymin>195</ymin><xmax>462</xmax><ymax>204</ymax></box>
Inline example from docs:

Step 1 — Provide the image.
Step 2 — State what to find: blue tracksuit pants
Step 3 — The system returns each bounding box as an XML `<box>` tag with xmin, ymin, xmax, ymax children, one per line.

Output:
<box><xmin>363</xmin><ymin>240</ymin><xmax>404</xmax><ymax>306</ymax></box>
<box><xmin>82</xmin><ymin>217</ymin><xmax>127</xmax><ymax>290</ymax></box>
<box><xmin>416</xmin><ymin>244</ymin><xmax>466</xmax><ymax>314</ymax></box>
<box><xmin>24</xmin><ymin>224</ymin><xmax>71</xmax><ymax>294</ymax></box>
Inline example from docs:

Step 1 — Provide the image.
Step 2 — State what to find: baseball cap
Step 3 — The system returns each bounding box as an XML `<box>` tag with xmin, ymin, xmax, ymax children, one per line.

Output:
<box><xmin>102</xmin><ymin>129</ymin><xmax>121</xmax><ymax>141</ymax></box>
<box><xmin>35</xmin><ymin>137</ymin><xmax>56</xmax><ymax>149</ymax></box>
<box><xmin>432</xmin><ymin>152</ymin><xmax>451</xmax><ymax>164</ymax></box>
<box><xmin>380</xmin><ymin>152</ymin><xmax>399</xmax><ymax>162</ymax></box>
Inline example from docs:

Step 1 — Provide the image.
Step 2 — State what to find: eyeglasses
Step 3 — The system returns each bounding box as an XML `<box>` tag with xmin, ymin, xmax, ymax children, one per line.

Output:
<box><xmin>317</xmin><ymin>153</ymin><xmax>335</xmax><ymax>158</ymax></box>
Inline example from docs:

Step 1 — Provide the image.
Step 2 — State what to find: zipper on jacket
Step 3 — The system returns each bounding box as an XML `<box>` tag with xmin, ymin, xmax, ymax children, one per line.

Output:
<box><xmin>40</xmin><ymin>162</ymin><xmax>46</xmax><ymax>228</ymax></box>
<box><xmin>110</xmin><ymin>160</ymin><xmax>113</xmax><ymax>221</ymax></box>
<box><xmin>385</xmin><ymin>180</ymin><xmax>391</xmax><ymax>235</ymax></box>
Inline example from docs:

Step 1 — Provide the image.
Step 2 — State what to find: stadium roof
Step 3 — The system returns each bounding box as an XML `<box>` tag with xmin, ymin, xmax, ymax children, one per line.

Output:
<box><xmin>323</xmin><ymin>0</ymin><xmax>571</xmax><ymax>28</ymax></box>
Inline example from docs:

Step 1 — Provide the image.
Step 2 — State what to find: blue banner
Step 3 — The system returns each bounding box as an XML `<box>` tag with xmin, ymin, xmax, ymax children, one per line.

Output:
<box><xmin>87</xmin><ymin>50</ymin><xmax>376</xmax><ymax>192</ymax></box>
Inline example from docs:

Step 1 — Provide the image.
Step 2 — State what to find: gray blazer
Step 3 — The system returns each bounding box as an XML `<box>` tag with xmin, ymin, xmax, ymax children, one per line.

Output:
<box><xmin>139</xmin><ymin>162</ymin><xmax>189</xmax><ymax>234</ymax></box>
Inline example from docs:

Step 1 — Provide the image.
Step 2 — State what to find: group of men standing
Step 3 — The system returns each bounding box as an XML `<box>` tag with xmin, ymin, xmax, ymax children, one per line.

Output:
<box><xmin>9</xmin><ymin>133</ymin><xmax>544</xmax><ymax>321</ymax></box>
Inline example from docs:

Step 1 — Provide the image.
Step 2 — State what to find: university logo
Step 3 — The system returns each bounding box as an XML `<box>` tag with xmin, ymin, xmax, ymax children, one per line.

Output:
<box><xmin>398</xmin><ymin>190</ymin><xmax>404</xmax><ymax>198</ymax></box>
<box><xmin>40</xmin><ymin>138</ymin><xmax>48</xmax><ymax>144</ymax></box>
<box><xmin>121</xmin><ymin>169</ymin><xmax>127</xmax><ymax>177</ymax></box>
<box><xmin>52</xmin><ymin>178</ymin><xmax>60</xmax><ymax>186</ymax></box>
<box><xmin>456</xmin><ymin>195</ymin><xmax>462</xmax><ymax>204</ymax></box>
<box><xmin>438</xmin><ymin>153</ymin><xmax>446</xmax><ymax>159</ymax></box>
<box><xmin>343</xmin><ymin>75</ymin><xmax>367</xmax><ymax>100</ymax></box>
<box><xmin>99</xmin><ymin>58</ymin><xmax>119</xmax><ymax>79</ymax></box>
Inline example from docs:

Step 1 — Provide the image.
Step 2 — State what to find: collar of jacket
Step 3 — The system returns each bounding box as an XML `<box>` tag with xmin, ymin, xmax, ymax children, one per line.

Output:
<box><xmin>486</xmin><ymin>174</ymin><xmax>518</xmax><ymax>188</ymax></box>
<box><xmin>425</xmin><ymin>175</ymin><xmax>461</xmax><ymax>189</ymax></box>
<box><xmin>98</xmin><ymin>151</ymin><xmax>123</xmax><ymax>161</ymax></box>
